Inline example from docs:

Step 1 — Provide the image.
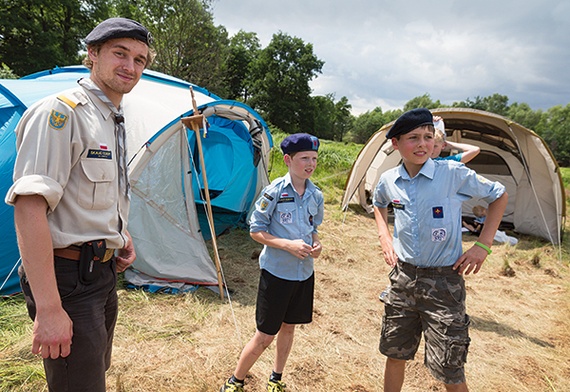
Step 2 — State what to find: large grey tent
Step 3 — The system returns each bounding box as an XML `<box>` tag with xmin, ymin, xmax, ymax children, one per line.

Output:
<box><xmin>342</xmin><ymin>108</ymin><xmax>565</xmax><ymax>245</ymax></box>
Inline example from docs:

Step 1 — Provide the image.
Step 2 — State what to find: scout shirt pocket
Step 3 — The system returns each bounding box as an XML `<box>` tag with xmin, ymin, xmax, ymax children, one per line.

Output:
<box><xmin>276</xmin><ymin>200</ymin><xmax>296</xmax><ymax>225</ymax></box>
<box><xmin>307</xmin><ymin>200</ymin><xmax>319</xmax><ymax>227</ymax></box>
<box><xmin>78</xmin><ymin>150</ymin><xmax>116</xmax><ymax>210</ymax></box>
<box><xmin>427</xmin><ymin>197</ymin><xmax>457</xmax><ymax>243</ymax></box>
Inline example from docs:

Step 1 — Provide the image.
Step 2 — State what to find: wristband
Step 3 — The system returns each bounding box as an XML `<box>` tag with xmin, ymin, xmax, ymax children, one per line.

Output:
<box><xmin>474</xmin><ymin>241</ymin><xmax>492</xmax><ymax>255</ymax></box>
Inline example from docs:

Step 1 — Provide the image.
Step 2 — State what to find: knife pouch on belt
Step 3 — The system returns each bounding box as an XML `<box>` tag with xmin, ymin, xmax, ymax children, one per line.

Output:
<box><xmin>78</xmin><ymin>240</ymin><xmax>106</xmax><ymax>284</ymax></box>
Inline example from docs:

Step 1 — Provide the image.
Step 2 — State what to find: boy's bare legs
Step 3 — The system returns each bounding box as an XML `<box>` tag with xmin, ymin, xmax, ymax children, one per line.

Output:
<box><xmin>274</xmin><ymin>323</ymin><xmax>295</xmax><ymax>373</ymax></box>
<box><xmin>445</xmin><ymin>382</ymin><xmax>468</xmax><ymax>392</ymax></box>
<box><xmin>384</xmin><ymin>357</ymin><xmax>468</xmax><ymax>392</ymax></box>
<box><xmin>233</xmin><ymin>330</ymin><xmax>275</xmax><ymax>379</ymax></box>
<box><xmin>384</xmin><ymin>357</ymin><xmax>406</xmax><ymax>392</ymax></box>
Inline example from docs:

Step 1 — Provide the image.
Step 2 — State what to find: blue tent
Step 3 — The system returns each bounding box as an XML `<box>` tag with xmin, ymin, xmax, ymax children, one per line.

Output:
<box><xmin>0</xmin><ymin>66</ymin><xmax>272</xmax><ymax>295</ymax></box>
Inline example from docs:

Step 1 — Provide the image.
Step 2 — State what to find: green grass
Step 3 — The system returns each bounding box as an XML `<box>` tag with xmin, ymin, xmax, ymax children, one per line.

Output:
<box><xmin>1</xmin><ymin>136</ymin><xmax>568</xmax><ymax>391</ymax></box>
<box><xmin>0</xmin><ymin>296</ymin><xmax>46</xmax><ymax>391</ymax></box>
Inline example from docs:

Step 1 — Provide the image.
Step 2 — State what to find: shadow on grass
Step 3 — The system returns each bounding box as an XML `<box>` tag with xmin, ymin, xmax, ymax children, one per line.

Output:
<box><xmin>470</xmin><ymin>315</ymin><xmax>554</xmax><ymax>348</ymax></box>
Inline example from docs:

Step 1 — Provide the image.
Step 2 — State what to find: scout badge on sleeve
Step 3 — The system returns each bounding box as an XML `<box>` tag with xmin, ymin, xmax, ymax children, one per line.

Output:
<box><xmin>48</xmin><ymin>110</ymin><xmax>69</xmax><ymax>130</ymax></box>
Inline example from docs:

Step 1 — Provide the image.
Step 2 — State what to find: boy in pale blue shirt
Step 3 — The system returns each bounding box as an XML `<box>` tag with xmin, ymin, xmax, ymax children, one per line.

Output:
<box><xmin>373</xmin><ymin>108</ymin><xmax>508</xmax><ymax>392</ymax></box>
<box><xmin>221</xmin><ymin>133</ymin><xmax>324</xmax><ymax>392</ymax></box>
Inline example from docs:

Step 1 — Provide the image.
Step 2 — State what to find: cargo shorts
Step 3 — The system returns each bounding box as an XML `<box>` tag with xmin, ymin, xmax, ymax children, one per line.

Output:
<box><xmin>379</xmin><ymin>261</ymin><xmax>471</xmax><ymax>385</ymax></box>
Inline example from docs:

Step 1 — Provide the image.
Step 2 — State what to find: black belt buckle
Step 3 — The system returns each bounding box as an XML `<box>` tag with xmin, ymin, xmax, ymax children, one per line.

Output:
<box><xmin>78</xmin><ymin>240</ymin><xmax>106</xmax><ymax>284</ymax></box>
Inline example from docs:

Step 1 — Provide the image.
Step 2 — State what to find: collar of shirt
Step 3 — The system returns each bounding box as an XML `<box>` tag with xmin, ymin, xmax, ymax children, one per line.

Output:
<box><xmin>397</xmin><ymin>158</ymin><xmax>435</xmax><ymax>181</ymax></box>
<box><xmin>80</xmin><ymin>81</ymin><xmax>119</xmax><ymax>123</ymax></box>
<box><xmin>282</xmin><ymin>172</ymin><xmax>317</xmax><ymax>199</ymax></box>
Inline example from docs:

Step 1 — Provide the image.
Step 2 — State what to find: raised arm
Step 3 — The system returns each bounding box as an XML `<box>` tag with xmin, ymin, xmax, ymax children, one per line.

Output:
<box><xmin>445</xmin><ymin>140</ymin><xmax>481</xmax><ymax>163</ymax></box>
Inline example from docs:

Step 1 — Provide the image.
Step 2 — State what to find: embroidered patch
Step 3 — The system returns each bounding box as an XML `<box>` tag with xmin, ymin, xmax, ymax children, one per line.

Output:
<box><xmin>431</xmin><ymin>228</ymin><xmax>447</xmax><ymax>242</ymax></box>
<box><xmin>432</xmin><ymin>206</ymin><xmax>444</xmax><ymax>218</ymax></box>
<box><xmin>280</xmin><ymin>211</ymin><xmax>293</xmax><ymax>224</ymax></box>
<box><xmin>49</xmin><ymin>110</ymin><xmax>68</xmax><ymax>130</ymax></box>
<box><xmin>278</xmin><ymin>196</ymin><xmax>295</xmax><ymax>204</ymax></box>
<box><xmin>392</xmin><ymin>202</ymin><xmax>405</xmax><ymax>210</ymax></box>
<box><xmin>476</xmin><ymin>174</ymin><xmax>490</xmax><ymax>184</ymax></box>
<box><xmin>260</xmin><ymin>199</ymin><xmax>269</xmax><ymax>211</ymax></box>
<box><xmin>87</xmin><ymin>149</ymin><xmax>112</xmax><ymax>159</ymax></box>
<box><xmin>263</xmin><ymin>192</ymin><xmax>274</xmax><ymax>201</ymax></box>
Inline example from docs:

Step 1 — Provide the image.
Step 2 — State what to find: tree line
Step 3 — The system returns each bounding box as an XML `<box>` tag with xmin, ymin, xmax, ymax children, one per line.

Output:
<box><xmin>1</xmin><ymin>0</ymin><xmax>568</xmax><ymax>165</ymax></box>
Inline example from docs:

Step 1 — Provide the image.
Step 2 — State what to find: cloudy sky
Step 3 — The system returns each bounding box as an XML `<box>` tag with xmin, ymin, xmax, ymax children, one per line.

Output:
<box><xmin>212</xmin><ymin>0</ymin><xmax>569</xmax><ymax>115</ymax></box>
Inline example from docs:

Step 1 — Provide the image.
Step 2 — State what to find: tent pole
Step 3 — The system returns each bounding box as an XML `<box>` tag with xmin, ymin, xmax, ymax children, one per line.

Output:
<box><xmin>181</xmin><ymin>88</ymin><xmax>225</xmax><ymax>300</ymax></box>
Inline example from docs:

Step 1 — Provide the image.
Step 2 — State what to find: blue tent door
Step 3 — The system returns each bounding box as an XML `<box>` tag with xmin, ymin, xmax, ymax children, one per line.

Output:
<box><xmin>189</xmin><ymin>116</ymin><xmax>258</xmax><ymax>239</ymax></box>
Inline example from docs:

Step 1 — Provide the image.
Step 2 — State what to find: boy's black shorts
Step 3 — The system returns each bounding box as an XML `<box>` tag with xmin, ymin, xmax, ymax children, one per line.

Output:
<box><xmin>256</xmin><ymin>269</ymin><xmax>314</xmax><ymax>335</ymax></box>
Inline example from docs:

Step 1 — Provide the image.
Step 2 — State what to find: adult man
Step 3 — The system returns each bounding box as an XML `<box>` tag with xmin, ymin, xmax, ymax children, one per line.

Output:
<box><xmin>5</xmin><ymin>17</ymin><xmax>155</xmax><ymax>391</ymax></box>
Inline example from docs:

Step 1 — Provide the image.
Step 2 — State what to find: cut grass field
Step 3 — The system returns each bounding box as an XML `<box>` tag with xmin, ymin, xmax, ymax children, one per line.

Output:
<box><xmin>1</xmin><ymin>141</ymin><xmax>569</xmax><ymax>391</ymax></box>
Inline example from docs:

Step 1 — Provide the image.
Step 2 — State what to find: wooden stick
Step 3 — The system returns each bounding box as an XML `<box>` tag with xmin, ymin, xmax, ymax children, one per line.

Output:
<box><xmin>180</xmin><ymin>87</ymin><xmax>224</xmax><ymax>300</ymax></box>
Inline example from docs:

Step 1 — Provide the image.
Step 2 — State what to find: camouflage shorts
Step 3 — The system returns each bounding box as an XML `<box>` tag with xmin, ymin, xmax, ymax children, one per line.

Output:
<box><xmin>379</xmin><ymin>261</ymin><xmax>471</xmax><ymax>385</ymax></box>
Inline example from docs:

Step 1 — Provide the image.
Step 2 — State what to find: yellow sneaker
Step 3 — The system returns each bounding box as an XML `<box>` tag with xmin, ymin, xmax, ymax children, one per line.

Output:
<box><xmin>220</xmin><ymin>380</ymin><xmax>244</xmax><ymax>392</ymax></box>
<box><xmin>267</xmin><ymin>379</ymin><xmax>286</xmax><ymax>392</ymax></box>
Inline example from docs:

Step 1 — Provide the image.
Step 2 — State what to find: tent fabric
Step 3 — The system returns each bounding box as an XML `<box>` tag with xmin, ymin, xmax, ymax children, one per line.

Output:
<box><xmin>0</xmin><ymin>66</ymin><xmax>272</xmax><ymax>296</ymax></box>
<box><xmin>342</xmin><ymin>108</ymin><xmax>565</xmax><ymax>245</ymax></box>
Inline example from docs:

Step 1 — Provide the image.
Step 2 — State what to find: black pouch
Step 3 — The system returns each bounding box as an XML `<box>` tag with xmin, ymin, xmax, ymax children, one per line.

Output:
<box><xmin>78</xmin><ymin>240</ymin><xmax>106</xmax><ymax>285</ymax></box>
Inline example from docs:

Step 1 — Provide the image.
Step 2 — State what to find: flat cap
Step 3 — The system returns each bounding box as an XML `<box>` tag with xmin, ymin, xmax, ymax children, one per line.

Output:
<box><xmin>280</xmin><ymin>133</ymin><xmax>320</xmax><ymax>155</ymax></box>
<box><xmin>85</xmin><ymin>17</ymin><xmax>153</xmax><ymax>46</ymax></box>
<box><xmin>386</xmin><ymin>108</ymin><xmax>433</xmax><ymax>139</ymax></box>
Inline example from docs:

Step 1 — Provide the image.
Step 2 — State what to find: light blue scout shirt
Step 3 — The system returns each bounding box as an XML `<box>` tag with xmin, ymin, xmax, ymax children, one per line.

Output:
<box><xmin>373</xmin><ymin>158</ymin><xmax>505</xmax><ymax>267</ymax></box>
<box><xmin>249</xmin><ymin>172</ymin><xmax>324</xmax><ymax>281</ymax></box>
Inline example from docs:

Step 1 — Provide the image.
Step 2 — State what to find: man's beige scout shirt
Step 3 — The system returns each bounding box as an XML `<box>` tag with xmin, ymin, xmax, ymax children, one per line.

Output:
<box><xmin>5</xmin><ymin>81</ymin><xmax>130</xmax><ymax>250</ymax></box>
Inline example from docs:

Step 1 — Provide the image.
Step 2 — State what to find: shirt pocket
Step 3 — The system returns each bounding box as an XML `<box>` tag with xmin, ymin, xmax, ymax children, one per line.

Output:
<box><xmin>78</xmin><ymin>158</ymin><xmax>116</xmax><ymax>210</ymax></box>
<box><xmin>426</xmin><ymin>197</ymin><xmax>458</xmax><ymax>243</ymax></box>
<box><xmin>276</xmin><ymin>202</ymin><xmax>296</xmax><ymax>225</ymax></box>
<box><xmin>307</xmin><ymin>200</ymin><xmax>319</xmax><ymax>226</ymax></box>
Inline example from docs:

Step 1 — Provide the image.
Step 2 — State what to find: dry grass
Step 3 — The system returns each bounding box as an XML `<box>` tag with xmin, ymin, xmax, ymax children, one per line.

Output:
<box><xmin>2</xmin><ymin>206</ymin><xmax>570</xmax><ymax>391</ymax></box>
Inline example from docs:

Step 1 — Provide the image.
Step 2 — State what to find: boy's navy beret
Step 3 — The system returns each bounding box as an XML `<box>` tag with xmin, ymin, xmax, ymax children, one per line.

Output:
<box><xmin>280</xmin><ymin>133</ymin><xmax>320</xmax><ymax>154</ymax></box>
<box><xmin>386</xmin><ymin>108</ymin><xmax>433</xmax><ymax>139</ymax></box>
<box><xmin>85</xmin><ymin>17</ymin><xmax>153</xmax><ymax>46</ymax></box>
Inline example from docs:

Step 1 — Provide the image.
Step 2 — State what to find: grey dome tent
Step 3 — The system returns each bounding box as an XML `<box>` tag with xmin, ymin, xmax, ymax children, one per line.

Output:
<box><xmin>342</xmin><ymin>108</ymin><xmax>565</xmax><ymax>245</ymax></box>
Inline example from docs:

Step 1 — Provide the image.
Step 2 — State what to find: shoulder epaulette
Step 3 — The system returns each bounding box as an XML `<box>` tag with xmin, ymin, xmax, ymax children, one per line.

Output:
<box><xmin>56</xmin><ymin>90</ymin><xmax>87</xmax><ymax>109</ymax></box>
<box><xmin>57</xmin><ymin>94</ymin><xmax>78</xmax><ymax>109</ymax></box>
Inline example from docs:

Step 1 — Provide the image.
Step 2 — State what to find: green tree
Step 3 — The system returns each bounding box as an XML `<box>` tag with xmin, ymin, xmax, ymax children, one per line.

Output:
<box><xmin>541</xmin><ymin>104</ymin><xmax>570</xmax><ymax>166</ymax></box>
<box><xmin>507</xmin><ymin>102</ymin><xmax>545</xmax><ymax>131</ymax></box>
<box><xmin>404</xmin><ymin>94</ymin><xmax>441</xmax><ymax>111</ymax></box>
<box><xmin>333</xmin><ymin>96</ymin><xmax>353</xmax><ymax>142</ymax></box>
<box><xmin>248</xmin><ymin>32</ymin><xmax>324</xmax><ymax>134</ymax></box>
<box><xmin>0</xmin><ymin>63</ymin><xmax>18</xmax><ymax>79</ymax></box>
<box><xmin>312</xmin><ymin>94</ymin><xmax>336</xmax><ymax>140</ymax></box>
<box><xmin>452</xmin><ymin>93</ymin><xmax>509</xmax><ymax>116</ymax></box>
<box><xmin>351</xmin><ymin>107</ymin><xmax>390</xmax><ymax>144</ymax></box>
<box><xmin>0</xmin><ymin>0</ymin><xmax>110</xmax><ymax>76</ymax></box>
<box><xmin>225</xmin><ymin>30</ymin><xmax>260</xmax><ymax>102</ymax></box>
<box><xmin>114</xmin><ymin>0</ymin><xmax>229</xmax><ymax>96</ymax></box>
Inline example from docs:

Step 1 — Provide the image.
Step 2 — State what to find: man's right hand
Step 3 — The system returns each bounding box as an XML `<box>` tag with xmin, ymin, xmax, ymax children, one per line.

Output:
<box><xmin>33</xmin><ymin>307</ymin><xmax>73</xmax><ymax>359</ymax></box>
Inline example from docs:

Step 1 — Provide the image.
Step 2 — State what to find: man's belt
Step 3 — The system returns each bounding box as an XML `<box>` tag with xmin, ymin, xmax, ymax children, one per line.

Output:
<box><xmin>54</xmin><ymin>245</ymin><xmax>115</xmax><ymax>263</ymax></box>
